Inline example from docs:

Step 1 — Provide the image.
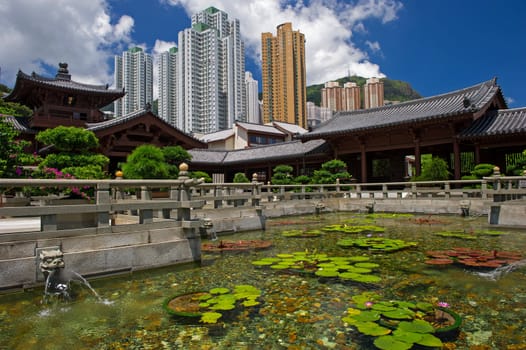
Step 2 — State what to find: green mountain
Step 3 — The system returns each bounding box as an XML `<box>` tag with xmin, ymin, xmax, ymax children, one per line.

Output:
<box><xmin>306</xmin><ymin>76</ymin><xmax>421</xmax><ymax>107</ymax></box>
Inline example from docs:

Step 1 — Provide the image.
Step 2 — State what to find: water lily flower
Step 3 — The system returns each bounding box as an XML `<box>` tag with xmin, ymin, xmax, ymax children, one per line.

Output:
<box><xmin>365</xmin><ymin>301</ymin><xmax>374</xmax><ymax>308</ymax></box>
<box><xmin>437</xmin><ymin>301</ymin><xmax>450</xmax><ymax>308</ymax></box>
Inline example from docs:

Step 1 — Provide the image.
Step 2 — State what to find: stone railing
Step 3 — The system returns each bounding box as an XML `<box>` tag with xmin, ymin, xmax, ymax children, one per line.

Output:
<box><xmin>0</xmin><ymin>171</ymin><xmax>205</xmax><ymax>241</ymax></box>
<box><xmin>2</xmin><ymin>175</ymin><xmax>526</xmax><ymax>237</ymax></box>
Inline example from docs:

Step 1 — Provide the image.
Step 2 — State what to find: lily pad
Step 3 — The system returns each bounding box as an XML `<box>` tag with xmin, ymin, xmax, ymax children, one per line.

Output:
<box><xmin>374</xmin><ymin>336</ymin><xmax>413</xmax><ymax>350</ymax></box>
<box><xmin>200</xmin><ymin>312</ymin><xmax>223</xmax><ymax>324</ymax></box>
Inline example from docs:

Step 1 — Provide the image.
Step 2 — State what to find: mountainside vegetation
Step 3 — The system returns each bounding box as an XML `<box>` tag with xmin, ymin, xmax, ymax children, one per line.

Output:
<box><xmin>306</xmin><ymin>76</ymin><xmax>422</xmax><ymax>107</ymax></box>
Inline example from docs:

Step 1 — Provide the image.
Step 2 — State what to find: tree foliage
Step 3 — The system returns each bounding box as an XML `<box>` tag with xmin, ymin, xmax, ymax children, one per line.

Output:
<box><xmin>36</xmin><ymin>126</ymin><xmax>99</xmax><ymax>153</ymax></box>
<box><xmin>35</xmin><ymin>126</ymin><xmax>108</xmax><ymax>180</ymax></box>
<box><xmin>416</xmin><ymin>156</ymin><xmax>450</xmax><ymax>181</ymax></box>
<box><xmin>0</xmin><ymin>98</ymin><xmax>32</xmax><ymax>117</ymax></box>
<box><xmin>233</xmin><ymin>172</ymin><xmax>250</xmax><ymax>183</ymax></box>
<box><xmin>121</xmin><ymin>144</ymin><xmax>169</xmax><ymax>179</ymax></box>
<box><xmin>0</xmin><ymin>117</ymin><xmax>34</xmax><ymax>178</ymax></box>
<box><xmin>311</xmin><ymin>159</ymin><xmax>351</xmax><ymax>184</ymax></box>
<box><xmin>271</xmin><ymin>164</ymin><xmax>294</xmax><ymax>185</ymax></box>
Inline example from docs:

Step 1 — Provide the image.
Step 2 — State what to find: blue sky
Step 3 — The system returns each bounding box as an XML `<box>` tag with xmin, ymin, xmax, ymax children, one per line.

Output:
<box><xmin>1</xmin><ymin>0</ymin><xmax>525</xmax><ymax>107</ymax></box>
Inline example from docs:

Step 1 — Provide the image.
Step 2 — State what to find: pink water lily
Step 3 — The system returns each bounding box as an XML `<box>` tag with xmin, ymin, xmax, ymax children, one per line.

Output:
<box><xmin>437</xmin><ymin>301</ymin><xmax>450</xmax><ymax>308</ymax></box>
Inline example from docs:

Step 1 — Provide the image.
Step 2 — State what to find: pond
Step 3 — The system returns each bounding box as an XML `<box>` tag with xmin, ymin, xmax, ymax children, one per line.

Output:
<box><xmin>0</xmin><ymin>212</ymin><xmax>525</xmax><ymax>349</ymax></box>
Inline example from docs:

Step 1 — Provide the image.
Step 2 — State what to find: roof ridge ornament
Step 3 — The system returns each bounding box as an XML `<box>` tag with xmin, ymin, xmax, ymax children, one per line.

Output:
<box><xmin>55</xmin><ymin>62</ymin><xmax>71</xmax><ymax>81</ymax></box>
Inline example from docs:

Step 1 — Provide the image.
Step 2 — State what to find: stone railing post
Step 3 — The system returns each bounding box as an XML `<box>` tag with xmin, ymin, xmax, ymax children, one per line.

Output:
<box><xmin>139</xmin><ymin>185</ymin><xmax>153</xmax><ymax>224</ymax></box>
<box><xmin>251</xmin><ymin>173</ymin><xmax>260</xmax><ymax>207</ymax></box>
<box><xmin>96</xmin><ymin>182</ymin><xmax>111</xmax><ymax>228</ymax></box>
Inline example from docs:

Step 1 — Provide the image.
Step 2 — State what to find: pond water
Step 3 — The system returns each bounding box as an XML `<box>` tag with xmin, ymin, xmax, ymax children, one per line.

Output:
<box><xmin>1</xmin><ymin>212</ymin><xmax>525</xmax><ymax>350</ymax></box>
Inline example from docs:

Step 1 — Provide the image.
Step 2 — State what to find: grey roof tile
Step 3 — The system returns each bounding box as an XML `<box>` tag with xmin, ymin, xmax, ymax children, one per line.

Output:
<box><xmin>459</xmin><ymin>107</ymin><xmax>526</xmax><ymax>139</ymax></box>
<box><xmin>189</xmin><ymin>139</ymin><xmax>328</xmax><ymax>165</ymax></box>
<box><xmin>300</xmin><ymin>78</ymin><xmax>502</xmax><ymax>140</ymax></box>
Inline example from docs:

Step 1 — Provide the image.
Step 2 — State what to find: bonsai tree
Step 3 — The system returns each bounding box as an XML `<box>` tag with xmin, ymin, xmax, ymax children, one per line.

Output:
<box><xmin>311</xmin><ymin>159</ymin><xmax>351</xmax><ymax>184</ymax></box>
<box><xmin>35</xmin><ymin>126</ymin><xmax>109</xmax><ymax>180</ymax></box>
<box><xmin>162</xmin><ymin>146</ymin><xmax>192</xmax><ymax>179</ymax></box>
<box><xmin>191</xmin><ymin>170</ymin><xmax>212</xmax><ymax>183</ymax></box>
<box><xmin>121</xmin><ymin>144</ymin><xmax>169</xmax><ymax>179</ymax></box>
<box><xmin>271</xmin><ymin>164</ymin><xmax>294</xmax><ymax>185</ymax></box>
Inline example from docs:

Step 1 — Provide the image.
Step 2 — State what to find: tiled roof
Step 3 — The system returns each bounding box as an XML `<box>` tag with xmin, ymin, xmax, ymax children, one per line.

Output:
<box><xmin>9</xmin><ymin>70</ymin><xmax>124</xmax><ymax>96</ymax></box>
<box><xmin>189</xmin><ymin>139</ymin><xmax>328</xmax><ymax>166</ymax></box>
<box><xmin>300</xmin><ymin>78</ymin><xmax>502</xmax><ymax>140</ymax></box>
<box><xmin>87</xmin><ymin>108</ymin><xmax>205</xmax><ymax>144</ymax></box>
<box><xmin>0</xmin><ymin>115</ymin><xmax>35</xmax><ymax>133</ymax></box>
<box><xmin>272</xmin><ymin>121</ymin><xmax>308</xmax><ymax>135</ymax></box>
<box><xmin>236</xmin><ymin>121</ymin><xmax>285</xmax><ymax>135</ymax></box>
<box><xmin>198</xmin><ymin>129</ymin><xmax>235</xmax><ymax>142</ymax></box>
<box><xmin>459</xmin><ymin>107</ymin><xmax>526</xmax><ymax>139</ymax></box>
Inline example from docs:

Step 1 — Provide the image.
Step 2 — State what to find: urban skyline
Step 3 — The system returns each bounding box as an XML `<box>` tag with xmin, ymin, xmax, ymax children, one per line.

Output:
<box><xmin>1</xmin><ymin>1</ymin><xmax>525</xmax><ymax>110</ymax></box>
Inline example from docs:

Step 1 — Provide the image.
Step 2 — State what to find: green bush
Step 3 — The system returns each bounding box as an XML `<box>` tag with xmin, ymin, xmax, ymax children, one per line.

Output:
<box><xmin>311</xmin><ymin>159</ymin><xmax>351</xmax><ymax>184</ymax></box>
<box><xmin>233</xmin><ymin>172</ymin><xmax>250</xmax><ymax>183</ymax></box>
<box><xmin>415</xmin><ymin>156</ymin><xmax>450</xmax><ymax>181</ymax></box>
<box><xmin>121</xmin><ymin>145</ymin><xmax>169</xmax><ymax>179</ymax></box>
<box><xmin>271</xmin><ymin>164</ymin><xmax>294</xmax><ymax>185</ymax></box>
<box><xmin>191</xmin><ymin>171</ymin><xmax>212</xmax><ymax>183</ymax></box>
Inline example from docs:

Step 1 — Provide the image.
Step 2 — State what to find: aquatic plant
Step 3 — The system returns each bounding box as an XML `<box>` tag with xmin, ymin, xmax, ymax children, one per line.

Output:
<box><xmin>251</xmin><ymin>250</ymin><xmax>381</xmax><ymax>285</ymax></box>
<box><xmin>337</xmin><ymin>237</ymin><xmax>417</xmax><ymax>252</ymax></box>
<box><xmin>342</xmin><ymin>292</ymin><xmax>461</xmax><ymax>349</ymax></box>
<box><xmin>202</xmin><ymin>240</ymin><xmax>273</xmax><ymax>253</ymax></box>
<box><xmin>163</xmin><ymin>284</ymin><xmax>262</xmax><ymax>324</ymax></box>
<box><xmin>281</xmin><ymin>229</ymin><xmax>324</xmax><ymax>237</ymax></box>
<box><xmin>322</xmin><ymin>223</ymin><xmax>385</xmax><ymax>234</ymax></box>
<box><xmin>425</xmin><ymin>247</ymin><xmax>522</xmax><ymax>269</ymax></box>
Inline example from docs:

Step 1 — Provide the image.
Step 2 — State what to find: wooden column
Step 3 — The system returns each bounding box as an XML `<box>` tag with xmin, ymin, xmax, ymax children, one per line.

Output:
<box><xmin>414</xmin><ymin>139</ymin><xmax>421</xmax><ymax>177</ymax></box>
<box><xmin>360</xmin><ymin>143</ymin><xmax>367</xmax><ymax>183</ymax></box>
<box><xmin>453</xmin><ymin>139</ymin><xmax>461</xmax><ymax>180</ymax></box>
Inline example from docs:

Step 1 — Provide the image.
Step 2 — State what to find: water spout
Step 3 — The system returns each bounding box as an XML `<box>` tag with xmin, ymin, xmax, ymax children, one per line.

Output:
<box><xmin>39</xmin><ymin>248</ymin><xmax>101</xmax><ymax>303</ymax></box>
<box><xmin>474</xmin><ymin>259</ymin><xmax>526</xmax><ymax>280</ymax></box>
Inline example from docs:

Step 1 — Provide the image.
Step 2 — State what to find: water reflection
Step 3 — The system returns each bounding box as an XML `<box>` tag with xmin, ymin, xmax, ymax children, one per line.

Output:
<box><xmin>0</xmin><ymin>213</ymin><xmax>525</xmax><ymax>349</ymax></box>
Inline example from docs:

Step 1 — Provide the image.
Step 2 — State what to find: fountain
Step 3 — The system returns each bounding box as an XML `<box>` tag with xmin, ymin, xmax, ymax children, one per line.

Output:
<box><xmin>474</xmin><ymin>259</ymin><xmax>526</xmax><ymax>280</ymax></box>
<box><xmin>39</xmin><ymin>248</ymin><xmax>101</xmax><ymax>303</ymax></box>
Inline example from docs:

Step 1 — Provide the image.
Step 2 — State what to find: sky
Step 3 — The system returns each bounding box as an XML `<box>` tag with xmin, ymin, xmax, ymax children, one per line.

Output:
<box><xmin>1</xmin><ymin>0</ymin><xmax>525</xmax><ymax>107</ymax></box>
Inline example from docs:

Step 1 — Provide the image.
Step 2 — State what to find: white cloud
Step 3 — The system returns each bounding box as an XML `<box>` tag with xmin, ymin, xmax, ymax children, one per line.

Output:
<box><xmin>165</xmin><ymin>0</ymin><xmax>403</xmax><ymax>84</ymax></box>
<box><xmin>366</xmin><ymin>40</ymin><xmax>381</xmax><ymax>53</ymax></box>
<box><xmin>0</xmin><ymin>0</ymin><xmax>133</xmax><ymax>87</ymax></box>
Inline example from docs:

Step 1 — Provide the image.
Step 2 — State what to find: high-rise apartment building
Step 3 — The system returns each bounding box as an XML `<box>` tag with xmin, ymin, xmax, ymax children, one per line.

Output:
<box><xmin>158</xmin><ymin>47</ymin><xmax>178</xmax><ymax>125</ymax></box>
<box><xmin>261</xmin><ymin>22</ymin><xmax>307</xmax><ymax>128</ymax></box>
<box><xmin>245</xmin><ymin>71</ymin><xmax>260</xmax><ymax>124</ymax></box>
<box><xmin>174</xmin><ymin>7</ymin><xmax>245</xmax><ymax>134</ymax></box>
<box><xmin>321</xmin><ymin>81</ymin><xmax>343</xmax><ymax>111</ymax></box>
<box><xmin>321</xmin><ymin>81</ymin><xmax>361</xmax><ymax>112</ymax></box>
<box><xmin>343</xmin><ymin>82</ymin><xmax>361</xmax><ymax>111</ymax></box>
<box><xmin>364</xmin><ymin>77</ymin><xmax>384</xmax><ymax>109</ymax></box>
<box><xmin>114</xmin><ymin>47</ymin><xmax>153</xmax><ymax>117</ymax></box>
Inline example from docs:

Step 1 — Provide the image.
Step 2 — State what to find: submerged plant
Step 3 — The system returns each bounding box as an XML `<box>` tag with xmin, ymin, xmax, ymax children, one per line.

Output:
<box><xmin>322</xmin><ymin>224</ymin><xmax>385</xmax><ymax>234</ymax></box>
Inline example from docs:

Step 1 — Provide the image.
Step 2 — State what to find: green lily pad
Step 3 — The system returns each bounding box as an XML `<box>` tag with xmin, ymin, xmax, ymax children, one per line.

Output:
<box><xmin>356</xmin><ymin>321</ymin><xmax>391</xmax><ymax>336</ymax></box>
<box><xmin>381</xmin><ymin>308</ymin><xmax>415</xmax><ymax>320</ymax></box>
<box><xmin>398</xmin><ymin>319</ymin><xmax>435</xmax><ymax>333</ymax></box>
<box><xmin>416</xmin><ymin>333</ymin><xmax>443</xmax><ymax>347</ymax></box>
<box><xmin>200</xmin><ymin>312</ymin><xmax>223</xmax><ymax>324</ymax></box>
<box><xmin>374</xmin><ymin>335</ymin><xmax>413</xmax><ymax>350</ymax></box>
<box><xmin>349</xmin><ymin>310</ymin><xmax>381</xmax><ymax>322</ymax></box>
<box><xmin>251</xmin><ymin>260</ymin><xmax>275</xmax><ymax>266</ymax></box>
<box><xmin>209</xmin><ymin>287</ymin><xmax>230</xmax><ymax>294</ymax></box>
<box><xmin>315</xmin><ymin>269</ymin><xmax>340</xmax><ymax>277</ymax></box>
<box><xmin>392</xmin><ymin>329</ymin><xmax>423</xmax><ymax>343</ymax></box>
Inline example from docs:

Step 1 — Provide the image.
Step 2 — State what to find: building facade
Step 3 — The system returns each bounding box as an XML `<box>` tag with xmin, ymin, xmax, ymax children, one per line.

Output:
<box><xmin>261</xmin><ymin>22</ymin><xmax>307</xmax><ymax>128</ymax></box>
<box><xmin>158</xmin><ymin>47</ymin><xmax>178</xmax><ymax>125</ymax></box>
<box><xmin>245</xmin><ymin>71</ymin><xmax>260</xmax><ymax>124</ymax></box>
<box><xmin>175</xmin><ymin>7</ymin><xmax>246</xmax><ymax>134</ymax></box>
<box><xmin>363</xmin><ymin>77</ymin><xmax>384</xmax><ymax>109</ymax></box>
<box><xmin>114</xmin><ymin>47</ymin><xmax>153</xmax><ymax>117</ymax></box>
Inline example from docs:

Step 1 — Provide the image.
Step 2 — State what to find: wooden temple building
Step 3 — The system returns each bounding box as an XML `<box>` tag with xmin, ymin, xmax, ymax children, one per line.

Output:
<box><xmin>3</xmin><ymin>63</ymin><xmax>205</xmax><ymax>171</ymax></box>
<box><xmin>3</xmin><ymin>63</ymin><xmax>526</xmax><ymax>182</ymax></box>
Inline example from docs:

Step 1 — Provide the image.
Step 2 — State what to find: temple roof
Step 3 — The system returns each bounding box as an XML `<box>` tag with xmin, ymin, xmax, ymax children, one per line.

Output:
<box><xmin>4</xmin><ymin>63</ymin><xmax>124</xmax><ymax>108</ymax></box>
<box><xmin>189</xmin><ymin>139</ymin><xmax>329</xmax><ymax>166</ymax></box>
<box><xmin>459</xmin><ymin>107</ymin><xmax>526</xmax><ymax>139</ymax></box>
<box><xmin>300</xmin><ymin>78</ymin><xmax>505</xmax><ymax>140</ymax></box>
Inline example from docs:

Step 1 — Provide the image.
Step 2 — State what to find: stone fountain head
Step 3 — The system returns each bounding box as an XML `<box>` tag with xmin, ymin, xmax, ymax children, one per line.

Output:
<box><xmin>39</xmin><ymin>248</ymin><xmax>100</xmax><ymax>303</ymax></box>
